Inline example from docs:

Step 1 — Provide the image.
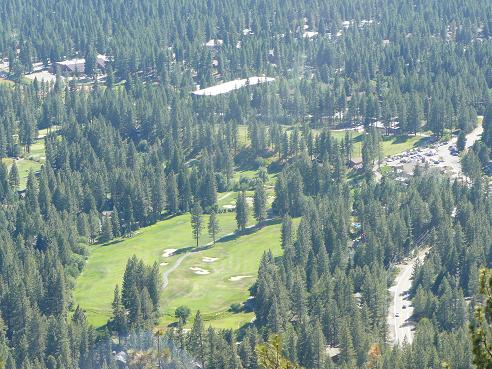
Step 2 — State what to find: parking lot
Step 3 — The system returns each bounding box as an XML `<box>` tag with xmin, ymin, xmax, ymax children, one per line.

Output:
<box><xmin>382</xmin><ymin>124</ymin><xmax>483</xmax><ymax>180</ymax></box>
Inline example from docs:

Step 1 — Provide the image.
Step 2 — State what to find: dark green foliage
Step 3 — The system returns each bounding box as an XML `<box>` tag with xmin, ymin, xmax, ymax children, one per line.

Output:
<box><xmin>208</xmin><ymin>209</ymin><xmax>220</xmax><ymax>244</ymax></box>
<box><xmin>191</xmin><ymin>201</ymin><xmax>204</xmax><ymax>247</ymax></box>
<box><xmin>0</xmin><ymin>0</ymin><xmax>491</xmax><ymax>367</ymax></box>
<box><xmin>236</xmin><ymin>191</ymin><xmax>249</xmax><ymax>232</ymax></box>
<box><xmin>457</xmin><ymin>130</ymin><xmax>467</xmax><ymax>152</ymax></box>
<box><xmin>175</xmin><ymin>306</ymin><xmax>191</xmax><ymax>324</ymax></box>
<box><xmin>470</xmin><ymin>269</ymin><xmax>492</xmax><ymax>368</ymax></box>
<box><xmin>120</xmin><ymin>256</ymin><xmax>161</xmax><ymax>329</ymax></box>
<box><xmin>253</xmin><ymin>181</ymin><xmax>267</xmax><ymax>224</ymax></box>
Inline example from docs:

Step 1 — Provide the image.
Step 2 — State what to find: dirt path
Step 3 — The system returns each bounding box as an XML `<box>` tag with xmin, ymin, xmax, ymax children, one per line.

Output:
<box><xmin>387</xmin><ymin>248</ymin><xmax>429</xmax><ymax>345</ymax></box>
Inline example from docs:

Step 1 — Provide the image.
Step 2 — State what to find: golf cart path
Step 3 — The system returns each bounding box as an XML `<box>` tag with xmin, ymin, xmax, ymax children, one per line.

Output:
<box><xmin>387</xmin><ymin>248</ymin><xmax>429</xmax><ymax>345</ymax></box>
<box><xmin>162</xmin><ymin>253</ymin><xmax>189</xmax><ymax>289</ymax></box>
<box><xmin>218</xmin><ymin>192</ymin><xmax>232</xmax><ymax>201</ymax></box>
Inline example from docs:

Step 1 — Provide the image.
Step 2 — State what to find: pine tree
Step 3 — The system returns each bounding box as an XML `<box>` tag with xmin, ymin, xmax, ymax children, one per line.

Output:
<box><xmin>281</xmin><ymin>215</ymin><xmax>293</xmax><ymax>249</ymax></box>
<box><xmin>111</xmin><ymin>208</ymin><xmax>121</xmax><ymax>237</ymax></box>
<box><xmin>457</xmin><ymin>130</ymin><xmax>466</xmax><ymax>152</ymax></box>
<box><xmin>482</xmin><ymin>103</ymin><xmax>492</xmax><ymax>149</ymax></box>
<box><xmin>236</xmin><ymin>192</ymin><xmax>249</xmax><ymax>232</ymax></box>
<box><xmin>188</xmin><ymin>311</ymin><xmax>205</xmax><ymax>367</ymax></box>
<box><xmin>191</xmin><ymin>201</ymin><xmax>203</xmax><ymax>248</ymax></box>
<box><xmin>257</xmin><ymin>335</ymin><xmax>300</xmax><ymax>369</ymax></box>
<box><xmin>339</xmin><ymin>320</ymin><xmax>356</xmax><ymax>367</ymax></box>
<box><xmin>470</xmin><ymin>269</ymin><xmax>492</xmax><ymax>368</ymax></box>
<box><xmin>254</xmin><ymin>182</ymin><xmax>267</xmax><ymax>225</ymax></box>
<box><xmin>167</xmin><ymin>173</ymin><xmax>179</xmax><ymax>214</ymax></box>
<box><xmin>8</xmin><ymin>162</ymin><xmax>19</xmax><ymax>190</ymax></box>
<box><xmin>100</xmin><ymin>216</ymin><xmax>113</xmax><ymax>243</ymax></box>
<box><xmin>110</xmin><ymin>285</ymin><xmax>128</xmax><ymax>343</ymax></box>
<box><xmin>208</xmin><ymin>209</ymin><xmax>220</xmax><ymax>244</ymax></box>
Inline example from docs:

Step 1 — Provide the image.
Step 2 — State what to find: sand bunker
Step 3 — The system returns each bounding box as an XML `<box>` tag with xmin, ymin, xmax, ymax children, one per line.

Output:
<box><xmin>190</xmin><ymin>267</ymin><xmax>210</xmax><ymax>275</ymax></box>
<box><xmin>229</xmin><ymin>275</ymin><xmax>253</xmax><ymax>281</ymax></box>
<box><xmin>160</xmin><ymin>262</ymin><xmax>168</xmax><ymax>266</ymax></box>
<box><xmin>162</xmin><ymin>249</ymin><xmax>177</xmax><ymax>258</ymax></box>
<box><xmin>202</xmin><ymin>257</ymin><xmax>219</xmax><ymax>263</ymax></box>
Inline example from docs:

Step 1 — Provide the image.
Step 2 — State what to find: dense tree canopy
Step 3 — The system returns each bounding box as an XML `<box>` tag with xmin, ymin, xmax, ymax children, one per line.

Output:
<box><xmin>0</xmin><ymin>0</ymin><xmax>491</xmax><ymax>368</ymax></box>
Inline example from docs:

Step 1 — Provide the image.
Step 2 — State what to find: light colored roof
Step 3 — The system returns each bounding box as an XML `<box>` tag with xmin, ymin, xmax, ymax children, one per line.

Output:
<box><xmin>56</xmin><ymin>58</ymin><xmax>85</xmax><ymax>66</ymax></box>
<box><xmin>303</xmin><ymin>31</ymin><xmax>319</xmax><ymax>38</ymax></box>
<box><xmin>205</xmin><ymin>39</ymin><xmax>223</xmax><ymax>47</ymax></box>
<box><xmin>192</xmin><ymin>76</ymin><xmax>275</xmax><ymax>96</ymax></box>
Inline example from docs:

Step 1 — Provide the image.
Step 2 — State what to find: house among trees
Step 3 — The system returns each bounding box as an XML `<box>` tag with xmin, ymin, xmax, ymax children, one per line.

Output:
<box><xmin>52</xmin><ymin>58</ymin><xmax>86</xmax><ymax>74</ymax></box>
<box><xmin>372</xmin><ymin>120</ymin><xmax>400</xmax><ymax>135</ymax></box>
<box><xmin>205</xmin><ymin>39</ymin><xmax>224</xmax><ymax>48</ymax></box>
<box><xmin>51</xmin><ymin>55</ymin><xmax>108</xmax><ymax>75</ymax></box>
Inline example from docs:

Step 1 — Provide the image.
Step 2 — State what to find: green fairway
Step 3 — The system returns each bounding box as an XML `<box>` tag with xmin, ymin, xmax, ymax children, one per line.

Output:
<box><xmin>159</xmin><ymin>219</ymin><xmax>287</xmax><ymax>328</ymax></box>
<box><xmin>74</xmin><ymin>212</ymin><xmax>240</xmax><ymax>327</ymax></box>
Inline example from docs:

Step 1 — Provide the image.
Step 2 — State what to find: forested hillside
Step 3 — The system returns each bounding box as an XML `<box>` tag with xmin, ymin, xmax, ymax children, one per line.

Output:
<box><xmin>0</xmin><ymin>0</ymin><xmax>492</xmax><ymax>368</ymax></box>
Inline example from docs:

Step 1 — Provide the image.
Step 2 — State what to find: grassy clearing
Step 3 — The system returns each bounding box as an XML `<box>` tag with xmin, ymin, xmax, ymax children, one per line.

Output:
<box><xmin>1</xmin><ymin>127</ymin><xmax>61</xmax><ymax>189</ymax></box>
<box><xmin>160</xmin><ymin>219</ymin><xmax>290</xmax><ymax>329</ymax></box>
<box><xmin>7</xmin><ymin>158</ymin><xmax>42</xmax><ymax>189</ymax></box>
<box><xmin>2</xmin><ymin>150</ymin><xmax>43</xmax><ymax>190</ymax></box>
<box><xmin>330</xmin><ymin>131</ymin><xmax>429</xmax><ymax>159</ymax></box>
<box><xmin>237</xmin><ymin>125</ymin><xmax>249</xmax><ymax>147</ymax></box>
<box><xmin>75</xmin><ymin>211</ymin><xmax>242</xmax><ymax>327</ymax></box>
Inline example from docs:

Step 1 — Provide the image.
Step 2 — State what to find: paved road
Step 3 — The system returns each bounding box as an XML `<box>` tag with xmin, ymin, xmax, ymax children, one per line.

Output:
<box><xmin>435</xmin><ymin>123</ymin><xmax>483</xmax><ymax>178</ymax></box>
<box><xmin>387</xmin><ymin>249</ymin><xmax>429</xmax><ymax>345</ymax></box>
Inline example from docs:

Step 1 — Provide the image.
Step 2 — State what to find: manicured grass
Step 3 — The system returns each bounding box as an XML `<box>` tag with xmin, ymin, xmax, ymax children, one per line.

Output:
<box><xmin>160</xmin><ymin>220</ymin><xmax>285</xmax><ymax>328</ymax></box>
<box><xmin>233</xmin><ymin>169</ymin><xmax>278</xmax><ymax>187</ymax></box>
<box><xmin>75</xmin><ymin>211</ymin><xmax>240</xmax><ymax>327</ymax></box>
<box><xmin>75</xmin><ymin>198</ymin><xmax>297</xmax><ymax>329</ymax></box>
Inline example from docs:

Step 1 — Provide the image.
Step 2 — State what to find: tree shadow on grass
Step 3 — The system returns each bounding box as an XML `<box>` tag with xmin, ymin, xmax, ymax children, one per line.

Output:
<box><xmin>388</xmin><ymin>135</ymin><xmax>432</xmax><ymax>147</ymax></box>
<box><xmin>353</xmin><ymin>133</ymin><xmax>364</xmax><ymax>143</ymax></box>
<box><xmin>101</xmin><ymin>238</ymin><xmax>125</xmax><ymax>247</ymax></box>
<box><xmin>390</xmin><ymin>135</ymin><xmax>411</xmax><ymax>144</ymax></box>
<box><xmin>172</xmin><ymin>218</ymin><xmax>281</xmax><ymax>256</ymax></box>
<box><xmin>215</xmin><ymin>218</ymin><xmax>281</xmax><ymax>244</ymax></box>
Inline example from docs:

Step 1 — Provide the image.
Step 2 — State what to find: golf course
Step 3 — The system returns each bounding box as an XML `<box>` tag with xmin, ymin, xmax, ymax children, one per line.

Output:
<box><xmin>74</xmin><ymin>204</ymin><xmax>294</xmax><ymax>329</ymax></box>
